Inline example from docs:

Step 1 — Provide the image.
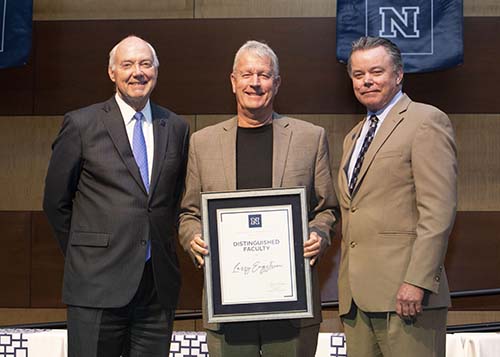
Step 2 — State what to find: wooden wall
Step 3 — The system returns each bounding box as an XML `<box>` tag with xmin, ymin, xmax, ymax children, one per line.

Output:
<box><xmin>1</xmin><ymin>0</ymin><xmax>499</xmax><ymax>316</ymax></box>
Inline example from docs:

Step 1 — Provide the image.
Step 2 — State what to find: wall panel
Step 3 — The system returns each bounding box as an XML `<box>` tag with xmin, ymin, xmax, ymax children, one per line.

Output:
<box><xmin>1</xmin><ymin>114</ymin><xmax>499</xmax><ymax>212</ymax></box>
<box><xmin>1</xmin><ymin>211</ymin><xmax>499</xmax><ymax>309</ymax></box>
<box><xmin>453</xmin><ymin>115</ymin><xmax>500</xmax><ymax>211</ymax></box>
<box><xmin>445</xmin><ymin>212</ymin><xmax>500</xmax><ymax>293</ymax></box>
<box><xmin>2</xmin><ymin>18</ymin><xmax>493</xmax><ymax>116</ymax></box>
<box><xmin>31</xmin><ymin>0</ymin><xmax>500</xmax><ymax>20</ymax></box>
<box><xmin>0</xmin><ymin>117</ymin><xmax>62</xmax><ymax>211</ymax></box>
<box><xmin>194</xmin><ymin>0</ymin><xmax>335</xmax><ymax>18</ymax></box>
<box><xmin>33</xmin><ymin>0</ymin><xmax>194</xmax><ymax>20</ymax></box>
<box><xmin>465</xmin><ymin>0</ymin><xmax>500</xmax><ymax>16</ymax></box>
<box><xmin>0</xmin><ymin>308</ymin><xmax>66</xmax><ymax>326</ymax></box>
<box><xmin>31</xmin><ymin>211</ymin><xmax>65</xmax><ymax>307</ymax></box>
<box><xmin>2</xmin><ymin>0</ymin><xmax>499</xmax><ymax>320</ymax></box>
<box><xmin>0</xmin><ymin>212</ymin><xmax>31</xmax><ymax>307</ymax></box>
<box><xmin>0</xmin><ymin>59</ymin><xmax>34</xmax><ymax>115</ymax></box>
<box><xmin>194</xmin><ymin>115</ymin><xmax>232</xmax><ymax>132</ymax></box>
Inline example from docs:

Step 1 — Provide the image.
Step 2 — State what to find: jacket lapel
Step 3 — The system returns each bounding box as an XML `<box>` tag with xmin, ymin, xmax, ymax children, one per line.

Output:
<box><xmin>272</xmin><ymin>114</ymin><xmax>291</xmax><ymax>188</ymax></box>
<box><xmin>220</xmin><ymin>117</ymin><xmax>238</xmax><ymax>190</ymax></box>
<box><xmin>352</xmin><ymin>94</ymin><xmax>411</xmax><ymax>197</ymax></box>
<box><xmin>100</xmin><ymin>97</ymin><xmax>147</xmax><ymax>194</ymax></box>
<box><xmin>340</xmin><ymin>121</ymin><xmax>364</xmax><ymax>198</ymax></box>
<box><xmin>149</xmin><ymin>103</ymin><xmax>170</xmax><ymax>199</ymax></box>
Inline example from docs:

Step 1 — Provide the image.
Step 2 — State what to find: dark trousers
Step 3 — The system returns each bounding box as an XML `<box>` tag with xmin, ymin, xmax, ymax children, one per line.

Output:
<box><xmin>67</xmin><ymin>261</ymin><xmax>174</xmax><ymax>357</ymax></box>
<box><xmin>207</xmin><ymin>320</ymin><xmax>320</xmax><ymax>357</ymax></box>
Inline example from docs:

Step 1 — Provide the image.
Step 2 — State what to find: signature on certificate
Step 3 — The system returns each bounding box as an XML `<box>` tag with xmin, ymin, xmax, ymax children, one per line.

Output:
<box><xmin>232</xmin><ymin>261</ymin><xmax>283</xmax><ymax>275</ymax></box>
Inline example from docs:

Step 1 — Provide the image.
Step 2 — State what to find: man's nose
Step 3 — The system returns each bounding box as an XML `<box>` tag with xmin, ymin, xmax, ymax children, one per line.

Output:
<box><xmin>363</xmin><ymin>75</ymin><xmax>373</xmax><ymax>86</ymax></box>
<box><xmin>132</xmin><ymin>63</ymin><xmax>144</xmax><ymax>75</ymax></box>
<box><xmin>250</xmin><ymin>73</ymin><xmax>261</xmax><ymax>86</ymax></box>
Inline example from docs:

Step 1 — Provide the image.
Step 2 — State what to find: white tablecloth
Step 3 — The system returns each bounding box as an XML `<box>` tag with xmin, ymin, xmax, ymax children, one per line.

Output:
<box><xmin>446</xmin><ymin>333</ymin><xmax>500</xmax><ymax>357</ymax></box>
<box><xmin>1</xmin><ymin>329</ymin><xmax>499</xmax><ymax>357</ymax></box>
<box><xmin>0</xmin><ymin>329</ymin><xmax>67</xmax><ymax>357</ymax></box>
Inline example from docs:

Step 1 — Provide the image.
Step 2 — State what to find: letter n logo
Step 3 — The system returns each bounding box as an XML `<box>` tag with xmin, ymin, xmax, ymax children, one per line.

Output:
<box><xmin>379</xmin><ymin>6</ymin><xmax>420</xmax><ymax>38</ymax></box>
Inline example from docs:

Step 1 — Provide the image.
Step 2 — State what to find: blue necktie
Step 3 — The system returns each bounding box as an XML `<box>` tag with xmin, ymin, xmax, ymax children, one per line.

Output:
<box><xmin>349</xmin><ymin>115</ymin><xmax>379</xmax><ymax>194</ymax></box>
<box><xmin>132</xmin><ymin>112</ymin><xmax>151</xmax><ymax>261</ymax></box>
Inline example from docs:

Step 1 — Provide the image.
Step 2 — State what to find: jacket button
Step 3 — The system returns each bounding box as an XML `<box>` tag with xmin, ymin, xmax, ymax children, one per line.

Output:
<box><xmin>141</xmin><ymin>240</ymin><xmax>147</xmax><ymax>246</ymax></box>
<box><xmin>434</xmin><ymin>275</ymin><xmax>440</xmax><ymax>282</ymax></box>
<box><xmin>351</xmin><ymin>207</ymin><xmax>357</xmax><ymax>213</ymax></box>
<box><xmin>350</xmin><ymin>241</ymin><xmax>357</xmax><ymax>248</ymax></box>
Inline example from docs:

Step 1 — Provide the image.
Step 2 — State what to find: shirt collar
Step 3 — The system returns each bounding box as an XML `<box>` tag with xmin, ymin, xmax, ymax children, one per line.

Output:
<box><xmin>367</xmin><ymin>90</ymin><xmax>403</xmax><ymax>121</ymax></box>
<box><xmin>114</xmin><ymin>93</ymin><xmax>153</xmax><ymax>125</ymax></box>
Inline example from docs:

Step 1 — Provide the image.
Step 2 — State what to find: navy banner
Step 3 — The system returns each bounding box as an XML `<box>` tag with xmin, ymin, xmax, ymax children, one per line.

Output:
<box><xmin>336</xmin><ymin>0</ymin><xmax>463</xmax><ymax>73</ymax></box>
<box><xmin>0</xmin><ymin>0</ymin><xmax>33</xmax><ymax>69</ymax></box>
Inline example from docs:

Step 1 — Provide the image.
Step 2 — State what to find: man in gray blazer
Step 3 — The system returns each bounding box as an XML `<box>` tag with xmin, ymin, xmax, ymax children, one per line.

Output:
<box><xmin>337</xmin><ymin>37</ymin><xmax>457</xmax><ymax>356</ymax></box>
<box><xmin>178</xmin><ymin>40</ymin><xmax>338</xmax><ymax>356</ymax></box>
<box><xmin>43</xmin><ymin>36</ymin><xmax>189</xmax><ymax>357</ymax></box>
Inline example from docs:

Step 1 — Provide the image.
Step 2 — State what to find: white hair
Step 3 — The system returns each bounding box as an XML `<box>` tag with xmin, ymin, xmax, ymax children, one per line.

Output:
<box><xmin>233</xmin><ymin>40</ymin><xmax>279</xmax><ymax>76</ymax></box>
<box><xmin>108</xmin><ymin>35</ymin><xmax>159</xmax><ymax>70</ymax></box>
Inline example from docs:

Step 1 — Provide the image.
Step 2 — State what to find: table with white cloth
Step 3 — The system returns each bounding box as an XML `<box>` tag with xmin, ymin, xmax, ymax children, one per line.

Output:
<box><xmin>1</xmin><ymin>329</ymin><xmax>500</xmax><ymax>357</ymax></box>
<box><xmin>0</xmin><ymin>329</ymin><xmax>67</xmax><ymax>357</ymax></box>
<box><xmin>446</xmin><ymin>332</ymin><xmax>500</xmax><ymax>357</ymax></box>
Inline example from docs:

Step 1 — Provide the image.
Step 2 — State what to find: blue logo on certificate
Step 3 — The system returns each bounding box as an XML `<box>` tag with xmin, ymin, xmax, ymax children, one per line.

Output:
<box><xmin>248</xmin><ymin>214</ymin><xmax>262</xmax><ymax>228</ymax></box>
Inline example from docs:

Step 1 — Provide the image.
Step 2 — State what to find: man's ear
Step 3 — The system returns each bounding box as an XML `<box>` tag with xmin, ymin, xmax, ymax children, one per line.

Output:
<box><xmin>274</xmin><ymin>75</ymin><xmax>281</xmax><ymax>94</ymax></box>
<box><xmin>230</xmin><ymin>72</ymin><xmax>236</xmax><ymax>94</ymax></box>
<box><xmin>108</xmin><ymin>67</ymin><xmax>116</xmax><ymax>83</ymax></box>
<box><xmin>396</xmin><ymin>70</ymin><xmax>404</xmax><ymax>86</ymax></box>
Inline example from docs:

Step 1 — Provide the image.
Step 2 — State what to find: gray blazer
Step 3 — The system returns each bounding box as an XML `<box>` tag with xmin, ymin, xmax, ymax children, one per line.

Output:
<box><xmin>178</xmin><ymin>114</ymin><xmax>338</xmax><ymax>330</ymax></box>
<box><xmin>43</xmin><ymin>97</ymin><xmax>189</xmax><ymax>310</ymax></box>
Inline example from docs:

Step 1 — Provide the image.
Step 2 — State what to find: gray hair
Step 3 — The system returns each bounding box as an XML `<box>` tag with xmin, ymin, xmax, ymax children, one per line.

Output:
<box><xmin>108</xmin><ymin>35</ymin><xmax>159</xmax><ymax>70</ymax></box>
<box><xmin>347</xmin><ymin>36</ymin><xmax>403</xmax><ymax>76</ymax></box>
<box><xmin>233</xmin><ymin>40</ymin><xmax>279</xmax><ymax>76</ymax></box>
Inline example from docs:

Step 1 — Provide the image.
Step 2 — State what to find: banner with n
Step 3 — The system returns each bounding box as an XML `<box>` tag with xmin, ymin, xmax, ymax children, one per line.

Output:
<box><xmin>0</xmin><ymin>0</ymin><xmax>33</xmax><ymax>69</ymax></box>
<box><xmin>336</xmin><ymin>0</ymin><xmax>463</xmax><ymax>73</ymax></box>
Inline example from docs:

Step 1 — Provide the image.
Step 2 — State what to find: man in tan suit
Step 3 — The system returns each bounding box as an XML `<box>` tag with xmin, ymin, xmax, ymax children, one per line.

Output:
<box><xmin>337</xmin><ymin>36</ymin><xmax>457</xmax><ymax>356</ymax></box>
<box><xmin>179</xmin><ymin>40</ymin><xmax>338</xmax><ymax>356</ymax></box>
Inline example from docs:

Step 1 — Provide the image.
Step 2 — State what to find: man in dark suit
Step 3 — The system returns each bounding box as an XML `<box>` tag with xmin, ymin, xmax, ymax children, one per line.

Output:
<box><xmin>337</xmin><ymin>37</ymin><xmax>457</xmax><ymax>356</ymax></box>
<box><xmin>43</xmin><ymin>35</ymin><xmax>189</xmax><ymax>357</ymax></box>
<box><xmin>178</xmin><ymin>40</ymin><xmax>338</xmax><ymax>356</ymax></box>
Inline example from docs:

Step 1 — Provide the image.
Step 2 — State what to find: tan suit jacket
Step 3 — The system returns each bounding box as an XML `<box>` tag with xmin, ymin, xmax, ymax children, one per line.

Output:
<box><xmin>337</xmin><ymin>94</ymin><xmax>457</xmax><ymax>316</ymax></box>
<box><xmin>179</xmin><ymin>114</ymin><xmax>338</xmax><ymax>330</ymax></box>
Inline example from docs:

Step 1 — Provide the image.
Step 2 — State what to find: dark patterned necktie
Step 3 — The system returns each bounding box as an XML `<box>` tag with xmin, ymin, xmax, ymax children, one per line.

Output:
<box><xmin>349</xmin><ymin>115</ymin><xmax>379</xmax><ymax>194</ymax></box>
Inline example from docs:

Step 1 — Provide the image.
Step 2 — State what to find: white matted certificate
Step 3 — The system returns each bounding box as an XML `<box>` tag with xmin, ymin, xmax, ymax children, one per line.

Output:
<box><xmin>201</xmin><ymin>187</ymin><xmax>313</xmax><ymax>323</ymax></box>
<box><xmin>217</xmin><ymin>205</ymin><xmax>296</xmax><ymax>305</ymax></box>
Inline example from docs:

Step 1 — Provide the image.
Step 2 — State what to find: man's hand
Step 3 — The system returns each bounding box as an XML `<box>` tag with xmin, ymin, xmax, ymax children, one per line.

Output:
<box><xmin>396</xmin><ymin>282</ymin><xmax>424</xmax><ymax>319</ymax></box>
<box><xmin>190</xmin><ymin>233</ymin><xmax>208</xmax><ymax>268</ymax></box>
<box><xmin>303</xmin><ymin>231</ymin><xmax>322</xmax><ymax>266</ymax></box>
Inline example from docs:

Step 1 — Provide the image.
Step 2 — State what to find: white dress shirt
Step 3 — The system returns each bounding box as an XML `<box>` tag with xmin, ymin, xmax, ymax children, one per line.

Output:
<box><xmin>347</xmin><ymin>91</ymin><xmax>403</xmax><ymax>182</ymax></box>
<box><xmin>115</xmin><ymin>93</ymin><xmax>154</xmax><ymax>184</ymax></box>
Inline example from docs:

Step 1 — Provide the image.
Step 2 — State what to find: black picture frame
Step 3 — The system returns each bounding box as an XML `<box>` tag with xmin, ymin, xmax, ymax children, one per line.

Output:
<box><xmin>201</xmin><ymin>187</ymin><xmax>313</xmax><ymax>323</ymax></box>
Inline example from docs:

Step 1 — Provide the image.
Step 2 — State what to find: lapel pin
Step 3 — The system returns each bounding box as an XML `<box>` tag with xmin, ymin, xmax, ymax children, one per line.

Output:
<box><xmin>160</xmin><ymin>120</ymin><xmax>166</xmax><ymax>127</ymax></box>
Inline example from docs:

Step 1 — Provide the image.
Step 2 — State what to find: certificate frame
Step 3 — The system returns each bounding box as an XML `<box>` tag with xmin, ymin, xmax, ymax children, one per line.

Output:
<box><xmin>202</xmin><ymin>187</ymin><xmax>313</xmax><ymax>323</ymax></box>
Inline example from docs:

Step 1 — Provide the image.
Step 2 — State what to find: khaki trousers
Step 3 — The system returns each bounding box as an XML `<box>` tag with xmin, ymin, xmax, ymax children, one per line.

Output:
<box><xmin>342</xmin><ymin>303</ymin><xmax>447</xmax><ymax>357</ymax></box>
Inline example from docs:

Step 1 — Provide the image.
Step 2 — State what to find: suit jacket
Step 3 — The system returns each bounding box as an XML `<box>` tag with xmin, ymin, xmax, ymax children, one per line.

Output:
<box><xmin>178</xmin><ymin>114</ymin><xmax>338</xmax><ymax>330</ymax></box>
<box><xmin>337</xmin><ymin>94</ymin><xmax>457</xmax><ymax>316</ymax></box>
<box><xmin>43</xmin><ymin>97</ymin><xmax>189</xmax><ymax>310</ymax></box>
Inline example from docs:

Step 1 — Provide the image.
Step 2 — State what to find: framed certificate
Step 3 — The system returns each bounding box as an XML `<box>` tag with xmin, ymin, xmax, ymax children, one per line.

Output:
<box><xmin>201</xmin><ymin>187</ymin><xmax>313</xmax><ymax>323</ymax></box>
